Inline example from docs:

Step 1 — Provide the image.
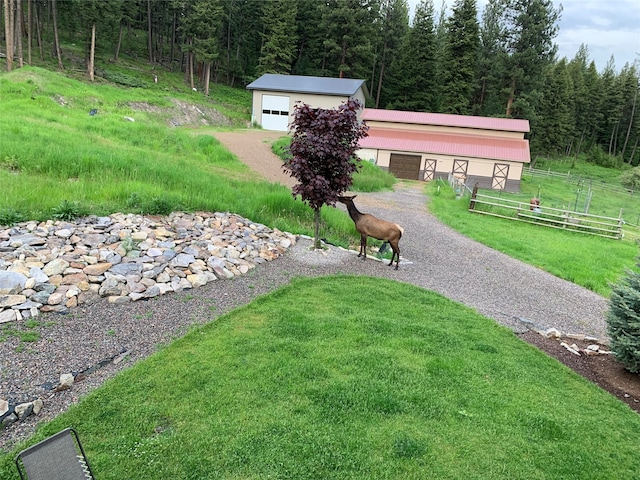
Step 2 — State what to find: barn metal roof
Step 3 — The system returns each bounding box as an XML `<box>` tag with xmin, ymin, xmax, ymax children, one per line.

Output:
<box><xmin>246</xmin><ymin>74</ymin><xmax>366</xmax><ymax>96</ymax></box>
<box><xmin>363</xmin><ymin>108</ymin><xmax>530</xmax><ymax>133</ymax></box>
<box><xmin>359</xmin><ymin>128</ymin><xmax>531</xmax><ymax>163</ymax></box>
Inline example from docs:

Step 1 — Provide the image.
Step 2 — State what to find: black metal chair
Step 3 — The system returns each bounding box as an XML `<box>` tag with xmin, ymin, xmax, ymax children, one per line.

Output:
<box><xmin>15</xmin><ymin>428</ymin><xmax>95</xmax><ymax>480</ymax></box>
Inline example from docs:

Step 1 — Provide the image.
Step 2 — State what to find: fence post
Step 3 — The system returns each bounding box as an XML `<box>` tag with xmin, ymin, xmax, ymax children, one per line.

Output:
<box><xmin>469</xmin><ymin>183</ymin><xmax>479</xmax><ymax>210</ymax></box>
<box><xmin>618</xmin><ymin>209</ymin><xmax>624</xmax><ymax>239</ymax></box>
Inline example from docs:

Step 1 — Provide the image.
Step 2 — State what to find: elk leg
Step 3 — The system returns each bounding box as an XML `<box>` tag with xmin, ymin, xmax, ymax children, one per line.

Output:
<box><xmin>389</xmin><ymin>244</ymin><xmax>400</xmax><ymax>269</ymax></box>
<box><xmin>360</xmin><ymin>234</ymin><xmax>367</xmax><ymax>260</ymax></box>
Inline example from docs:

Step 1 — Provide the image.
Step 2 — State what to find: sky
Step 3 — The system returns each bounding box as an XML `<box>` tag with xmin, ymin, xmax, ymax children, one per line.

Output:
<box><xmin>407</xmin><ymin>0</ymin><xmax>640</xmax><ymax>72</ymax></box>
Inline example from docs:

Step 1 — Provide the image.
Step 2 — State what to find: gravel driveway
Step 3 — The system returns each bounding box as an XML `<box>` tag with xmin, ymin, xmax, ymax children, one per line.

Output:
<box><xmin>1</xmin><ymin>129</ymin><xmax>609</xmax><ymax>450</ymax></box>
<box><xmin>213</xmin><ymin>130</ymin><xmax>610</xmax><ymax>341</ymax></box>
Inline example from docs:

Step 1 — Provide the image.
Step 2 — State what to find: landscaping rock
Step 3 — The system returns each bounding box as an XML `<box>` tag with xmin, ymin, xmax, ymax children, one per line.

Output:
<box><xmin>0</xmin><ymin>212</ymin><xmax>297</xmax><ymax>323</ymax></box>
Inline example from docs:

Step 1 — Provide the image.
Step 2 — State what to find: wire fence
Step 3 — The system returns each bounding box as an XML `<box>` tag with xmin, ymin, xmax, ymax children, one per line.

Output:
<box><xmin>525</xmin><ymin>167</ymin><xmax>637</xmax><ymax>197</ymax></box>
<box><xmin>468</xmin><ymin>185</ymin><xmax>624</xmax><ymax>240</ymax></box>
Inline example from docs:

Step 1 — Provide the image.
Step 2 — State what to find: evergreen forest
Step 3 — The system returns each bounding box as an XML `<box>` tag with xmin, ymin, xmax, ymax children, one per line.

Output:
<box><xmin>1</xmin><ymin>0</ymin><xmax>639</xmax><ymax>164</ymax></box>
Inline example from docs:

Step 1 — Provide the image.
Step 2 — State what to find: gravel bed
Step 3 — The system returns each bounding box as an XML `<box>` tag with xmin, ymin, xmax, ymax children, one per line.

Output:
<box><xmin>0</xmin><ymin>184</ymin><xmax>610</xmax><ymax>451</ymax></box>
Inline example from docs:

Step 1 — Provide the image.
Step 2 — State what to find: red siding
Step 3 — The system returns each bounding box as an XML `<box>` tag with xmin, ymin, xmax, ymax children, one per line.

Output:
<box><xmin>362</xmin><ymin>108</ymin><xmax>530</xmax><ymax>133</ymax></box>
<box><xmin>359</xmin><ymin>128</ymin><xmax>530</xmax><ymax>163</ymax></box>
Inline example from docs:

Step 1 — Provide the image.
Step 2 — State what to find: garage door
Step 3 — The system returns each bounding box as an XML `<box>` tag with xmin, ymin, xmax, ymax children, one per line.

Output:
<box><xmin>389</xmin><ymin>154</ymin><xmax>421</xmax><ymax>180</ymax></box>
<box><xmin>261</xmin><ymin>95</ymin><xmax>290</xmax><ymax>131</ymax></box>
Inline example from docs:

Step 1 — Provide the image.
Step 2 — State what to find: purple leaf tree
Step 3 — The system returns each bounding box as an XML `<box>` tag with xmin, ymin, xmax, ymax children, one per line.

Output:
<box><xmin>283</xmin><ymin>99</ymin><xmax>369</xmax><ymax>249</ymax></box>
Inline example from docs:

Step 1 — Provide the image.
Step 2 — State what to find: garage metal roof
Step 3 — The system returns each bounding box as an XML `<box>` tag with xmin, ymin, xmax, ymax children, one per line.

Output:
<box><xmin>363</xmin><ymin>108</ymin><xmax>530</xmax><ymax>133</ymax></box>
<box><xmin>247</xmin><ymin>74</ymin><xmax>366</xmax><ymax>96</ymax></box>
<box><xmin>359</xmin><ymin>128</ymin><xmax>531</xmax><ymax>163</ymax></box>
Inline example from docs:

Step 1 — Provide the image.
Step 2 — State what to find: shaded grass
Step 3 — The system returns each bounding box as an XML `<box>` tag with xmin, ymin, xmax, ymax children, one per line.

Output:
<box><xmin>429</xmin><ymin>180</ymin><xmax>638</xmax><ymax>296</ymax></box>
<box><xmin>1</xmin><ymin>277</ymin><xmax>638</xmax><ymax>479</ymax></box>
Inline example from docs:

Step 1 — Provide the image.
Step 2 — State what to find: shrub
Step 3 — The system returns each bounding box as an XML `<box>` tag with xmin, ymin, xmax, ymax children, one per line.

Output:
<box><xmin>606</xmin><ymin>259</ymin><xmax>640</xmax><ymax>372</ymax></box>
<box><xmin>587</xmin><ymin>145</ymin><xmax>622</xmax><ymax>168</ymax></box>
<box><xmin>620</xmin><ymin>166</ymin><xmax>640</xmax><ymax>190</ymax></box>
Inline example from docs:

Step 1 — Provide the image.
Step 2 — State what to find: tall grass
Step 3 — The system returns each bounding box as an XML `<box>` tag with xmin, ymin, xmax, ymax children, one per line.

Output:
<box><xmin>2</xmin><ymin>277</ymin><xmax>639</xmax><ymax>479</ymax></box>
<box><xmin>0</xmin><ymin>67</ymin><xmax>366</xmax><ymax>247</ymax></box>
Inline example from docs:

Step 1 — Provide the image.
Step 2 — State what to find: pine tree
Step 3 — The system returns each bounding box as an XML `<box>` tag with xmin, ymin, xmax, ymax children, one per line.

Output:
<box><xmin>440</xmin><ymin>0</ymin><xmax>480</xmax><ymax>114</ymax></box>
<box><xmin>371</xmin><ymin>0</ymin><xmax>409</xmax><ymax>108</ymax></box>
<box><xmin>317</xmin><ymin>0</ymin><xmax>378</xmax><ymax>79</ymax></box>
<box><xmin>384</xmin><ymin>0</ymin><xmax>438</xmax><ymax>111</ymax></box>
<box><xmin>598</xmin><ymin>58</ymin><xmax>625</xmax><ymax>157</ymax></box>
<box><xmin>607</xmin><ymin>260</ymin><xmax>640</xmax><ymax>373</ymax></box>
<box><xmin>532</xmin><ymin>59</ymin><xmax>574</xmax><ymax>156</ymax></box>
<box><xmin>473</xmin><ymin>0</ymin><xmax>509</xmax><ymax>116</ymax></box>
<box><xmin>291</xmin><ymin>0</ymin><xmax>327</xmax><ymax>76</ymax></box>
<box><xmin>500</xmin><ymin>0</ymin><xmax>561</xmax><ymax>118</ymax></box>
<box><xmin>567</xmin><ymin>45</ymin><xmax>590</xmax><ymax>156</ymax></box>
<box><xmin>256</xmin><ymin>0</ymin><xmax>298</xmax><ymax>76</ymax></box>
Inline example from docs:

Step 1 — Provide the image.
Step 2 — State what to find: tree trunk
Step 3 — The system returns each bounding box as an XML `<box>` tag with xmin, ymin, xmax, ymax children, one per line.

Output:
<box><xmin>26</xmin><ymin>0</ymin><xmax>31</xmax><ymax>64</ymax></box>
<box><xmin>313</xmin><ymin>207</ymin><xmax>321</xmax><ymax>249</ymax></box>
<box><xmin>114</xmin><ymin>23</ymin><xmax>123</xmax><ymax>62</ymax></box>
<box><xmin>622</xmin><ymin>87</ymin><xmax>638</xmax><ymax>162</ymax></box>
<box><xmin>51</xmin><ymin>0</ymin><xmax>63</xmax><ymax>69</ymax></box>
<box><xmin>87</xmin><ymin>22</ymin><xmax>95</xmax><ymax>81</ymax></box>
<box><xmin>629</xmin><ymin>136</ymin><xmax>639</xmax><ymax>166</ymax></box>
<box><xmin>576</xmin><ymin>126</ymin><xmax>587</xmax><ymax>156</ymax></box>
<box><xmin>189</xmin><ymin>51</ymin><xmax>195</xmax><ymax>90</ymax></box>
<box><xmin>4</xmin><ymin>0</ymin><xmax>14</xmax><ymax>72</ymax></box>
<box><xmin>34</xmin><ymin>0</ymin><xmax>42</xmax><ymax>60</ymax></box>
<box><xmin>609</xmin><ymin>122</ymin><xmax>619</xmax><ymax>156</ymax></box>
<box><xmin>170</xmin><ymin>11</ymin><xmax>176</xmax><ymax>69</ymax></box>
<box><xmin>375</xmin><ymin>40</ymin><xmax>387</xmax><ymax>109</ymax></box>
<box><xmin>506</xmin><ymin>77</ymin><xmax>516</xmax><ymax>117</ymax></box>
<box><xmin>15</xmin><ymin>0</ymin><xmax>23</xmax><ymax>67</ymax></box>
<box><xmin>204</xmin><ymin>62</ymin><xmax>211</xmax><ymax>96</ymax></box>
<box><xmin>147</xmin><ymin>0</ymin><xmax>153</xmax><ymax>63</ymax></box>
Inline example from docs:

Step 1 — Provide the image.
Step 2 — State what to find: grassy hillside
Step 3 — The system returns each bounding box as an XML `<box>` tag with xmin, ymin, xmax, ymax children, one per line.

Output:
<box><xmin>0</xmin><ymin>66</ymin><xmax>365</xmax><ymax>247</ymax></box>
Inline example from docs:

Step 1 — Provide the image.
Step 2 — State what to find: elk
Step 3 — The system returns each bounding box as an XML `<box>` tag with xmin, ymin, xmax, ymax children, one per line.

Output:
<box><xmin>337</xmin><ymin>195</ymin><xmax>404</xmax><ymax>269</ymax></box>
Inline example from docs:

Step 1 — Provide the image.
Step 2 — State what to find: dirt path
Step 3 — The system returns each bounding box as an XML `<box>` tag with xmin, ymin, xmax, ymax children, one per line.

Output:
<box><xmin>212</xmin><ymin>130</ymin><xmax>296</xmax><ymax>188</ymax></box>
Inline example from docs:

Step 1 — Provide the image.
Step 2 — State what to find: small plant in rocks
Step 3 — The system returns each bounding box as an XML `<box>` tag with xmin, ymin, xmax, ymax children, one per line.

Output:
<box><xmin>0</xmin><ymin>207</ymin><xmax>25</xmax><ymax>226</ymax></box>
<box><xmin>51</xmin><ymin>200</ymin><xmax>83</xmax><ymax>221</ymax></box>
<box><xmin>607</xmin><ymin>258</ymin><xmax>640</xmax><ymax>372</ymax></box>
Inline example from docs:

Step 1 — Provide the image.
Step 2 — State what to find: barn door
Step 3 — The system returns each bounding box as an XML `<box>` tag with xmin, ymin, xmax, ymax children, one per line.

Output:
<box><xmin>452</xmin><ymin>159</ymin><xmax>468</xmax><ymax>180</ymax></box>
<box><xmin>423</xmin><ymin>159</ymin><xmax>437</xmax><ymax>180</ymax></box>
<box><xmin>492</xmin><ymin>163</ymin><xmax>509</xmax><ymax>190</ymax></box>
<box><xmin>389</xmin><ymin>154</ymin><xmax>421</xmax><ymax>180</ymax></box>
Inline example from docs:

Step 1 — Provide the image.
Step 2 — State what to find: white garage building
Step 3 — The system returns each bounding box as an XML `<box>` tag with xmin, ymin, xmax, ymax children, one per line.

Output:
<box><xmin>246</xmin><ymin>74</ymin><xmax>368</xmax><ymax>131</ymax></box>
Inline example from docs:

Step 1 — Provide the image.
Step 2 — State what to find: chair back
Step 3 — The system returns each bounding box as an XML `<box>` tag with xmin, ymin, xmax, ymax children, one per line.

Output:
<box><xmin>15</xmin><ymin>428</ymin><xmax>94</xmax><ymax>480</ymax></box>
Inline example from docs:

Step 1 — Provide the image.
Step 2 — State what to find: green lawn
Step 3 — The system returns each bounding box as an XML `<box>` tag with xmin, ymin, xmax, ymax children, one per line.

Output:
<box><xmin>2</xmin><ymin>276</ymin><xmax>639</xmax><ymax>479</ymax></box>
